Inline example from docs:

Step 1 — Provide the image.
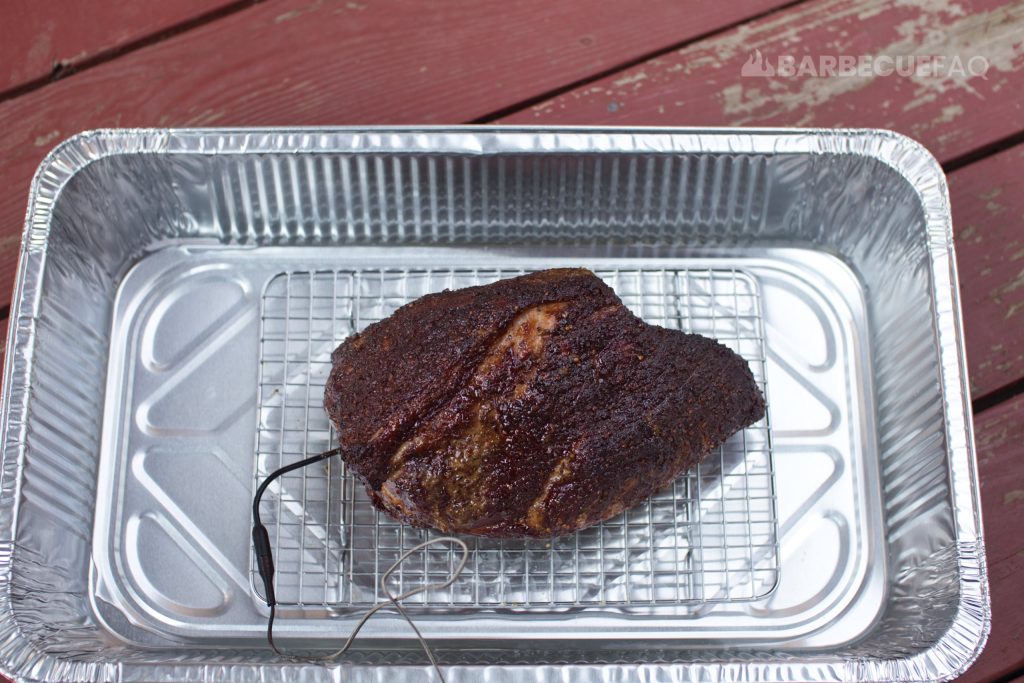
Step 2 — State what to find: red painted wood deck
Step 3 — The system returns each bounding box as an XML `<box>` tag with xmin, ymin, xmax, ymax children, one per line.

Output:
<box><xmin>0</xmin><ymin>1</ymin><xmax>1021</xmax><ymax>680</ymax></box>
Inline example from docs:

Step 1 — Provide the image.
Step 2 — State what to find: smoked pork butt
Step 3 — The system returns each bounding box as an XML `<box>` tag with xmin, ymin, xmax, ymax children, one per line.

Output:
<box><xmin>324</xmin><ymin>268</ymin><xmax>765</xmax><ymax>537</ymax></box>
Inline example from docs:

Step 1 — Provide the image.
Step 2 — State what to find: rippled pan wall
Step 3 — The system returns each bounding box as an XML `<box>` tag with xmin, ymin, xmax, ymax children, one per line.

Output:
<box><xmin>0</xmin><ymin>129</ymin><xmax>986</xmax><ymax>682</ymax></box>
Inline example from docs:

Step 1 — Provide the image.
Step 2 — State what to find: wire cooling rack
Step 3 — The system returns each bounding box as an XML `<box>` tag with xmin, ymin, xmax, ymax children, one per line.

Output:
<box><xmin>252</xmin><ymin>268</ymin><xmax>777</xmax><ymax>610</ymax></box>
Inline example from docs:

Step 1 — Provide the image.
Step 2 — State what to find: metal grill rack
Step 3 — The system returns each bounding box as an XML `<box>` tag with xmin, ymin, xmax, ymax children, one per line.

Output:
<box><xmin>252</xmin><ymin>267</ymin><xmax>777</xmax><ymax>610</ymax></box>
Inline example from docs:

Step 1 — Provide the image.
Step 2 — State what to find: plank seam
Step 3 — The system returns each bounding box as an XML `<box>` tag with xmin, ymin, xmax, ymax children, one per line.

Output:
<box><xmin>973</xmin><ymin>376</ymin><xmax>1024</xmax><ymax>415</ymax></box>
<box><xmin>471</xmin><ymin>0</ymin><xmax>812</xmax><ymax>124</ymax></box>
<box><xmin>945</xmin><ymin>129</ymin><xmax>1024</xmax><ymax>173</ymax></box>
<box><xmin>0</xmin><ymin>0</ymin><xmax>266</xmax><ymax>103</ymax></box>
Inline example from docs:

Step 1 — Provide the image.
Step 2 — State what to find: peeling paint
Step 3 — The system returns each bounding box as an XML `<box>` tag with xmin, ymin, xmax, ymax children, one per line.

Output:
<box><xmin>895</xmin><ymin>0</ymin><xmax>966</xmax><ymax>17</ymax></box>
<box><xmin>987</xmin><ymin>200</ymin><xmax>1007</xmax><ymax>216</ymax></box>
<box><xmin>33</xmin><ymin>130</ymin><xmax>59</xmax><ymax>147</ymax></box>
<box><xmin>505</xmin><ymin>0</ymin><xmax>1024</xmax><ymax>139</ymax></box>
<box><xmin>898</xmin><ymin>3</ymin><xmax>1024</xmax><ymax>112</ymax></box>
<box><xmin>721</xmin><ymin>68</ymin><xmax>869</xmax><ymax>126</ymax></box>
<box><xmin>612</xmin><ymin>72</ymin><xmax>648</xmax><ymax>87</ymax></box>
<box><xmin>1004</xmin><ymin>490</ymin><xmax>1024</xmax><ymax>505</ymax></box>
<box><xmin>714</xmin><ymin>0</ymin><xmax>1022</xmax><ymax>125</ymax></box>
<box><xmin>27</xmin><ymin>20</ymin><xmax>54</xmax><ymax>75</ymax></box>
<box><xmin>937</xmin><ymin>103</ymin><xmax>965</xmax><ymax>123</ymax></box>
<box><xmin>274</xmin><ymin>10</ymin><xmax>302</xmax><ymax>23</ymax></box>
<box><xmin>858</xmin><ymin>6</ymin><xmax>887</xmax><ymax>20</ymax></box>
<box><xmin>998</xmin><ymin>268</ymin><xmax>1024</xmax><ymax>295</ymax></box>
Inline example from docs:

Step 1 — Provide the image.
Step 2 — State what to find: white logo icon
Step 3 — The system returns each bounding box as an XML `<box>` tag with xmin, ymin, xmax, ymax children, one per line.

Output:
<box><xmin>741</xmin><ymin>49</ymin><xmax>775</xmax><ymax>77</ymax></box>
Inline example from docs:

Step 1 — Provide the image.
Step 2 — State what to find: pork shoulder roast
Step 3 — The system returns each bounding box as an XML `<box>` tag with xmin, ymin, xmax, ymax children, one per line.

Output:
<box><xmin>324</xmin><ymin>268</ymin><xmax>764</xmax><ymax>538</ymax></box>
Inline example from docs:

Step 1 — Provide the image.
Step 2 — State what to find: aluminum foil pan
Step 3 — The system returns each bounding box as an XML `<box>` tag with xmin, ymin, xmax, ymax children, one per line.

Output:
<box><xmin>0</xmin><ymin>127</ymin><xmax>988</xmax><ymax>682</ymax></box>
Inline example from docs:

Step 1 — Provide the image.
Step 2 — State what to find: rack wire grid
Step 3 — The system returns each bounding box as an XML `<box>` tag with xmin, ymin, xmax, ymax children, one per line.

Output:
<box><xmin>252</xmin><ymin>267</ymin><xmax>777</xmax><ymax>610</ymax></box>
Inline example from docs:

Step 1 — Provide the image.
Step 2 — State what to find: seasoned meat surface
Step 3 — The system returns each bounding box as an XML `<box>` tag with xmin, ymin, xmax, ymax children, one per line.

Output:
<box><xmin>324</xmin><ymin>268</ymin><xmax>764</xmax><ymax>537</ymax></box>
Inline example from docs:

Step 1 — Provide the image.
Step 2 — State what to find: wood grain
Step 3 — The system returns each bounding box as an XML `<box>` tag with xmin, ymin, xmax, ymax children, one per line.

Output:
<box><xmin>499</xmin><ymin>0</ymin><xmax>1024</xmax><ymax>162</ymax></box>
<box><xmin>0</xmin><ymin>0</ymin><xmax>240</xmax><ymax>93</ymax></box>
<box><xmin>950</xmin><ymin>143</ymin><xmax>1024</xmax><ymax>399</ymax></box>
<box><xmin>960</xmin><ymin>393</ymin><xmax>1024</xmax><ymax>682</ymax></box>
<box><xmin>0</xmin><ymin>0</ymin><xmax>795</xmax><ymax>310</ymax></box>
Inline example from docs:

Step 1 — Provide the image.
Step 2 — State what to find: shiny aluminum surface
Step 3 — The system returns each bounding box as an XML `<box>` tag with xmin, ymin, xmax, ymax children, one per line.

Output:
<box><xmin>0</xmin><ymin>128</ymin><xmax>987</xmax><ymax>682</ymax></box>
<box><xmin>95</xmin><ymin>245</ymin><xmax>874</xmax><ymax>645</ymax></box>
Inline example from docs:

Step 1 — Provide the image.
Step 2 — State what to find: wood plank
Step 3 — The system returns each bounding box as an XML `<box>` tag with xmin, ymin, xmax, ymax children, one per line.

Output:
<box><xmin>949</xmin><ymin>143</ymin><xmax>1024</xmax><ymax>399</ymax></box>
<box><xmin>0</xmin><ymin>0</ymin><xmax>240</xmax><ymax>93</ymax></box>
<box><xmin>0</xmin><ymin>315</ymin><xmax>6</xmax><ymax>383</ymax></box>
<box><xmin>499</xmin><ymin>0</ymin><xmax>1024</xmax><ymax>162</ymax></box>
<box><xmin>0</xmin><ymin>0</ymin><xmax>794</xmax><ymax>312</ymax></box>
<box><xmin>959</xmin><ymin>393</ymin><xmax>1024</xmax><ymax>682</ymax></box>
